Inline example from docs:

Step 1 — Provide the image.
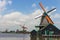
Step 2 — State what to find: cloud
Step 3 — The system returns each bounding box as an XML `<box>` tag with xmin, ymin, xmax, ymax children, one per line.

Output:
<box><xmin>0</xmin><ymin>0</ymin><xmax>12</xmax><ymax>12</ymax></box>
<box><xmin>51</xmin><ymin>13</ymin><xmax>60</xmax><ymax>18</ymax></box>
<box><xmin>0</xmin><ymin>9</ymin><xmax>42</xmax><ymax>31</ymax></box>
<box><xmin>8</xmin><ymin>0</ymin><xmax>12</xmax><ymax>5</ymax></box>
<box><xmin>32</xmin><ymin>3</ymin><xmax>36</xmax><ymax>8</ymax></box>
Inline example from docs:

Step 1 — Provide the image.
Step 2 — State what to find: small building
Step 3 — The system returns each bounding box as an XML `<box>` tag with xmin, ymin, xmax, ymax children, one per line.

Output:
<box><xmin>40</xmin><ymin>24</ymin><xmax>60</xmax><ymax>35</ymax></box>
<box><xmin>36</xmin><ymin>24</ymin><xmax>60</xmax><ymax>40</ymax></box>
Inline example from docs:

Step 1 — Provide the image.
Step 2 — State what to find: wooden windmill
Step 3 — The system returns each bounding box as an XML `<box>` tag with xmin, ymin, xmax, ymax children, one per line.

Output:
<box><xmin>35</xmin><ymin>2</ymin><xmax>56</xmax><ymax>30</ymax></box>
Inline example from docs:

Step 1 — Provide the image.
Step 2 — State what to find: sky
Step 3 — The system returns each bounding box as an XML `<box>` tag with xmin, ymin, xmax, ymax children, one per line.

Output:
<box><xmin>0</xmin><ymin>0</ymin><xmax>60</xmax><ymax>31</ymax></box>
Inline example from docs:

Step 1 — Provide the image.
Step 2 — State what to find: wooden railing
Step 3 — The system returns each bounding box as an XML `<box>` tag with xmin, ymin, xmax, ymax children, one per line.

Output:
<box><xmin>42</xmin><ymin>35</ymin><xmax>60</xmax><ymax>40</ymax></box>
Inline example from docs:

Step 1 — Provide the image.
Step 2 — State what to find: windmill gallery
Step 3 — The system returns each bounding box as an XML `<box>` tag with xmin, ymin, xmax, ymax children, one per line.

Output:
<box><xmin>30</xmin><ymin>2</ymin><xmax>60</xmax><ymax>40</ymax></box>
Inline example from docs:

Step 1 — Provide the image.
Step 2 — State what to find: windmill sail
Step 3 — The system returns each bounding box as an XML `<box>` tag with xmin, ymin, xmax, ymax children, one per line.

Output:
<box><xmin>39</xmin><ymin>2</ymin><xmax>54</xmax><ymax>26</ymax></box>
<box><xmin>39</xmin><ymin>2</ymin><xmax>46</xmax><ymax>12</ymax></box>
<box><xmin>35</xmin><ymin>2</ymin><xmax>56</xmax><ymax>30</ymax></box>
<box><xmin>47</xmin><ymin>8</ymin><xmax>56</xmax><ymax>13</ymax></box>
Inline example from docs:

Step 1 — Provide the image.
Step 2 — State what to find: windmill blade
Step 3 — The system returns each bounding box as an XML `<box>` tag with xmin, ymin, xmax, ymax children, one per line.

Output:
<box><xmin>39</xmin><ymin>2</ymin><xmax>46</xmax><ymax>12</ymax></box>
<box><xmin>35</xmin><ymin>13</ymin><xmax>43</xmax><ymax>19</ymax></box>
<box><xmin>45</xmin><ymin>15</ymin><xmax>54</xmax><ymax>24</ymax></box>
<box><xmin>47</xmin><ymin>8</ymin><xmax>56</xmax><ymax>13</ymax></box>
<box><xmin>20</xmin><ymin>24</ymin><xmax>27</xmax><ymax>29</ymax></box>
<box><xmin>35</xmin><ymin>15</ymin><xmax>42</xmax><ymax>19</ymax></box>
<box><xmin>35</xmin><ymin>2</ymin><xmax>46</xmax><ymax>19</ymax></box>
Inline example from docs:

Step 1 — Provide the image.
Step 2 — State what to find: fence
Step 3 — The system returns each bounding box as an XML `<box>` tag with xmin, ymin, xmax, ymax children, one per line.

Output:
<box><xmin>42</xmin><ymin>35</ymin><xmax>60</xmax><ymax>40</ymax></box>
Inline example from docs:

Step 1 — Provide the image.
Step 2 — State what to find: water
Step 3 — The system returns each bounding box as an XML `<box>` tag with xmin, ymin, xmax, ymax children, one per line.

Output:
<box><xmin>0</xmin><ymin>33</ymin><xmax>30</xmax><ymax>40</ymax></box>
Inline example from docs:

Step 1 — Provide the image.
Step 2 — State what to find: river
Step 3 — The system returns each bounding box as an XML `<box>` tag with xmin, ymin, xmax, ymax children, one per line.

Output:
<box><xmin>0</xmin><ymin>33</ymin><xmax>30</xmax><ymax>40</ymax></box>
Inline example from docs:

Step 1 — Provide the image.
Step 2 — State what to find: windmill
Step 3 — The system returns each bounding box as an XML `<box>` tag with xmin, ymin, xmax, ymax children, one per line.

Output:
<box><xmin>20</xmin><ymin>24</ymin><xmax>27</xmax><ymax>32</ymax></box>
<box><xmin>35</xmin><ymin>2</ymin><xmax>56</xmax><ymax>30</ymax></box>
